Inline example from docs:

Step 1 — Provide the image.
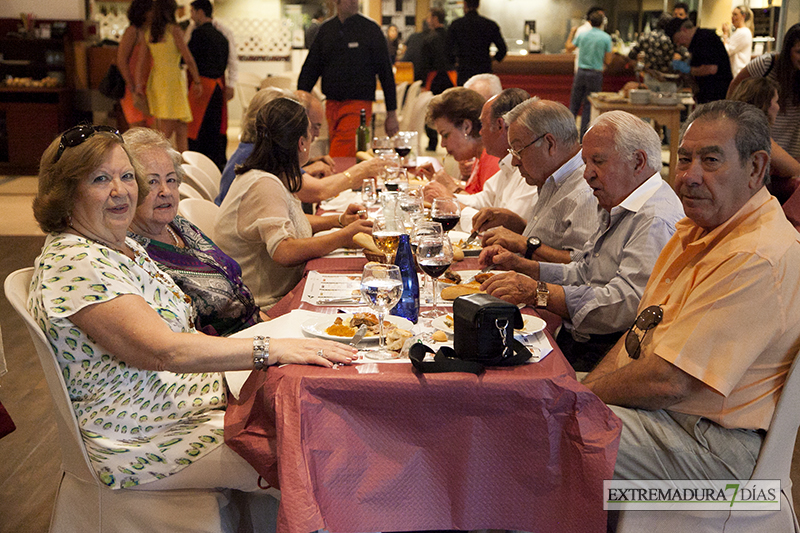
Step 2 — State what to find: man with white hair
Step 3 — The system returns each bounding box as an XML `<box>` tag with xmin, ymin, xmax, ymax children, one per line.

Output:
<box><xmin>481</xmin><ymin>111</ymin><xmax>684</xmax><ymax>371</ymax></box>
<box><xmin>463</xmin><ymin>73</ymin><xmax>502</xmax><ymax>101</ymax></box>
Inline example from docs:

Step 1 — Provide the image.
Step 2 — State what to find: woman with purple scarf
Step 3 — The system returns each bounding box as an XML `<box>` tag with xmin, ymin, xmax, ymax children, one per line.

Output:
<box><xmin>125</xmin><ymin>127</ymin><xmax>265</xmax><ymax>336</ymax></box>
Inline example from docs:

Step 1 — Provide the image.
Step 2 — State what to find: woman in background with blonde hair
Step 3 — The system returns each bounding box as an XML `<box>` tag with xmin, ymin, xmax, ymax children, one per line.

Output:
<box><xmin>722</xmin><ymin>5</ymin><xmax>754</xmax><ymax>77</ymax></box>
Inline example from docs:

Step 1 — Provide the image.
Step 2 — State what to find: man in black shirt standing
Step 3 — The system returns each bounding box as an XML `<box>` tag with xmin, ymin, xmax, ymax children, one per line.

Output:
<box><xmin>447</xmin><ymin>0</ymin><xmax>507</xmax><ymax>86</ymax></box>
<box><xmin>187</xmin><ymin>0</ymin><xmax>230</xmax><ymax>169</ymax></box>
<box><xmin>665</xmin><ymin>17</ymin><xmax>732</xmax><ymax>104</ymax></box>
<box><xmin>297</xmin><ymin>0</ymin><xmax>398</xmax><ymax>157</ymax></box>
<box><xmin>420</xmin><ymin>8</ymin><xmax>455</xmax><ymax>151</ymax></box>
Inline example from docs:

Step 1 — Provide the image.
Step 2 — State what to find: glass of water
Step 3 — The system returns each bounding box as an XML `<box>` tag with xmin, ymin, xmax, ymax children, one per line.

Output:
<box><xmin>360</xmin><ymin>263</ymin><xmax>403</xmax><ymax>359</ymax></box>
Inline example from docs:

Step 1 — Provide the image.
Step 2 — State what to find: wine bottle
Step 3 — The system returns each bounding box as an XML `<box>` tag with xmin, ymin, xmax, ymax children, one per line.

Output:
<box><xmin>356</xmin><ymin>108</ymin><xmax>370</xmax><ymax>153</ymax></box>
<box><xmin>390</xmin><ymin>233</ymin><xmax>420</xmax><ymax>324</ymax></box>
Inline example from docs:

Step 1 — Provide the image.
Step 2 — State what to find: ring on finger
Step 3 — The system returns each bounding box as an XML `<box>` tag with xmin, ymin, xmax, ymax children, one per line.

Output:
<box><xmin>317</xmin><ymin>349</ymin><xmax>325</xmax><ymax>358</ymax></box>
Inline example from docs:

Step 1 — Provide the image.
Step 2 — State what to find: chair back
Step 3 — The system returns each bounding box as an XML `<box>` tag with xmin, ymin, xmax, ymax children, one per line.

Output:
<box><xmin>180</xmin><ymin>164</ymin><xmax>216</xmax><ymax>201</ymax></box>
<box><xmin>4</xmin><ymin>268</ymin><xmax>99</xmax><ymax>486</ymax></box>
<box><xmin>178</xmin><ymin>198</ymin><xmax>220</xmax><ymax>240</ymax></box>
<box><xmin>179</xmin><ymin>182</ymin><xmax>204</xmax><ymax>200</ymax></box>
<box><xmin>398</xmin><ymin>80</ymin><xmax>422</xmax><ymax>130</ymax></box>
<box><xmin>236</xmin><ymin>71</ymin><xmax>263</xmax><ymax>110</ymax></box>
<box><xmin>395</xmin><ymin>81</ymin><xmax>409</xmax><ymax>114</ymax></box>
<box><xmin>182</xmin><ymin>150</ymin><xmax>222</xmax><ymax>185</ymax></box>
<box><xmin>409</xmin><ymin>90</ymin><xmax>434</xmax><ymax>141</ymax></box>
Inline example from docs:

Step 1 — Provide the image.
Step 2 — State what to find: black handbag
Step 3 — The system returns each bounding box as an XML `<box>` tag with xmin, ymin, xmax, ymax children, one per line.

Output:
<box><xmin>98</xmin><ymin>64</ymin><xmax>126</xmax><ymax>100</ymax></box>
<box><xmin>410</xmin><ymin>293</ymin><xmax>531</xmax><ymax>374</ymax></box>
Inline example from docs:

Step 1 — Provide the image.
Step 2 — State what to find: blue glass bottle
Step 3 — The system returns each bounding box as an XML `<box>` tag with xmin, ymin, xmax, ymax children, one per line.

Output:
<box><xmin>390</xmin><ymin>233</ymin><xmax>419</xmax><ymax>324</ymax></box>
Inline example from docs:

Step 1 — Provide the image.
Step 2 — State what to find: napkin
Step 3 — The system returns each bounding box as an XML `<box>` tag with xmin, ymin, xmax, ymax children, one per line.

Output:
<box><xmin>319</xmin><ymin>189</ymin><xmax>360</xmax><ymax>213</ymax></box>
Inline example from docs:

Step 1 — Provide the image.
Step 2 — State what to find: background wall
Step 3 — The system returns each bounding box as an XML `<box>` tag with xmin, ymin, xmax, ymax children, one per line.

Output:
<box><xmin>0</xmin><ymin>0</ymin><xmax>84</xmax><ymax>20</ymax></box>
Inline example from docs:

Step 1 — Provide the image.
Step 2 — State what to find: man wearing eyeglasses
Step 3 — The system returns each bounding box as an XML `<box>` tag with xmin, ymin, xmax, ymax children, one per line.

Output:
<box><xmin>584</xmin><ymin>100</ymin><xmax>800</xmax><ymax>483</ymax></box>
<box><xmin>481</xmin><ymin>110</ymin><xmax>684</xmax><ymax>372</ymax></box>
<box><xmin>476</xmin><ymin>98</ymin><xmax>598</xmax><ymax>266</ymax></box>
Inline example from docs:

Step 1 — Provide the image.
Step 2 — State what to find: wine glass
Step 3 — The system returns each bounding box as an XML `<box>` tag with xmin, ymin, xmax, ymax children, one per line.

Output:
<box><xmin>360</xmin><ymin>263</ymin><xmax>403</xmax><ymax>360</ymax></box>
<box><xmin>399</xmin><ymin>188</ymin><xmax>424</xmax><ymax>232</ymax></box>
<box><xmin>412</xmin><ymin>221</ymin><xmax>443</xmax><ymax>314</ymax></box>
<box><xmin>416</xmin><ymin>233</ymin><xmax>454</xmax><ymax>318</ymax></box>
<box><xmin>372</xmin><ymin>216</ymin><xmax>403</xmax><ymax>263</ymax></box>
<box><xmin>431</xmin><ymin>197</ymin><xmax>461</xmax><ymax>233</ymax></box>
<box><xmin>361</xmin><ymin>177</ymin><xmax>377</xmax><ymax>207</ymax></box>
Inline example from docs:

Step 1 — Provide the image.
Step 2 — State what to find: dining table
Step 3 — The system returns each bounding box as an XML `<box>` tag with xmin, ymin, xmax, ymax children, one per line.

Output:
<box><xmin>223</xmin><ymin>251</ymin><xmax>622</xmax><ymax>533</ymax></box>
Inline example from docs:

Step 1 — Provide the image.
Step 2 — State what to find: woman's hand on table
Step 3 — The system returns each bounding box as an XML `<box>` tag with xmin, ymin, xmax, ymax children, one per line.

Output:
<box><xmin>271</xmin><ymin>338</ymin><xmax>356</xmax><ymax>368</ymax></box>
<box><xmin>480</xmin><ymin>272</ymin><xmax>537</xmax><ymax>307</ymax></box>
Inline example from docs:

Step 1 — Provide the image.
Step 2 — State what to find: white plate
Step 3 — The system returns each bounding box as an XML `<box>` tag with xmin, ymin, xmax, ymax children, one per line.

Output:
<box><xmin>301</xmin><ymin>314</ymin><xmax>413</xmax><ymax>342</ymax></box>
<box><xmin>449</xmin><ymin>230</ymin><xmax>482</xmax><ymax>256</ymax></box>
<box><xmin>430</xmin><ymin>314</ymin><xmax>546</xmax><ymax>336</ymax></box>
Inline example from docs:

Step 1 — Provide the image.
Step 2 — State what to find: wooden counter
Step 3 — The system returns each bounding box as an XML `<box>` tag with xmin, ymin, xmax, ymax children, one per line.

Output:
<box><xmin>0</xmin><ymin>87</ymin><xmax>73</xmax><ymax>174</ymax></box>
<box><xmin>494</xmin><ymin>53</ymin><xmax>635</xmax><ymax>107</ymax></box>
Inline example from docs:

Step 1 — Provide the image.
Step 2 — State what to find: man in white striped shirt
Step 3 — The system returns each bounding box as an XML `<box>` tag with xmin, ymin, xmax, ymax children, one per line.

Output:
<box><xmin>481</xmin><ymin>110</ymin><xmax>684</xmax><ymax>371</ymax></box>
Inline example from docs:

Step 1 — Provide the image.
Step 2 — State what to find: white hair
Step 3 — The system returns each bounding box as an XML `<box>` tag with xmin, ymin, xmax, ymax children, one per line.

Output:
<box><xmin>588</xmin><ymin>111</ymin><xmax>662</xmax><ymax>174</ymax></box>
<box><xmin>463</xmin><ymin>74</ymin><xmax>502</xmax><ymax>100</ymax></box>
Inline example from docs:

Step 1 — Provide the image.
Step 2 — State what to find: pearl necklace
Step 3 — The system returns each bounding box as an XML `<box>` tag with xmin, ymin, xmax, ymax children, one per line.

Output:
<box><xmin>165</xmin><ymin>224</ymin><xmax>182</xmax><ymax>247</ymax></box>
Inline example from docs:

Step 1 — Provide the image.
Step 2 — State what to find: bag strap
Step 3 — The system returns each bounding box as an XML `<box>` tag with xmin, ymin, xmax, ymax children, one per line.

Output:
<box><xmin>409</xmin><ymin>339</ymin><xmax>532</xmax><ymax>374</ymax></box>
<box><xmin>409</xmin><ymin>343</ymin><xmax>484</xmax><ymax>375</ymax></box>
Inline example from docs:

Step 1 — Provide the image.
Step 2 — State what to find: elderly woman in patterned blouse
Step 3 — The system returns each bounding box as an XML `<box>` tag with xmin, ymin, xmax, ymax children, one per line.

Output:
<box><xmin>28</xmin><ymin>125</ymin><xmax>355</xmax><ymax>496</ymax></box>
<box><xmin>125</xmin><ymin>127</ymin><xmax>266</xmax><ymax>336</ymax></box>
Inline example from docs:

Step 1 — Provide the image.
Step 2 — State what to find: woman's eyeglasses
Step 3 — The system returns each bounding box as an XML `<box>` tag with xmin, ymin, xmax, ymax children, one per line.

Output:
<box><xmin>625</xmin><ymin>305</ymin><xmax>663</xmax><ymax>359</ymax></box>
<box><xmin>53</xmin><ymin>125</ymin><xmax>124</xmax><ymax>163</ymax></box>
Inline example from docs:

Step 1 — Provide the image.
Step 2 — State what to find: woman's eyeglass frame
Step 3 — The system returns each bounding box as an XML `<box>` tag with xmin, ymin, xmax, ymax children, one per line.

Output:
<box><xmin>625</xmin><ymin>305</ymin><xmax>663</xmax><ymax>359</ymax></box>
<box><xmin>53</xmin><ymin>125</ymin><xmax>124</xmax><ymax>163</ymax></box>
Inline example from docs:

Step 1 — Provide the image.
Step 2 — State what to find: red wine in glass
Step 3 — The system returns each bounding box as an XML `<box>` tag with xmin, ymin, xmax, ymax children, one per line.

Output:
<box><xmin>432</xmin><ymin>215</ymin><xmax>459</xmax><ymax>232</ymax></box>
<box><xmin>418</xmin><ymin>260</ymin><xmax>450</xmax><ymax>278</ymax></box>
<box><xmin>395</xmin><ymin>146</ymin><xmax>412</xmax><ymax>158</ymax></box>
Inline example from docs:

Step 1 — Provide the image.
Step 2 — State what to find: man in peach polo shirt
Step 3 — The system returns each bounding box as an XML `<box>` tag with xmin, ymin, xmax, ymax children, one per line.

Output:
<box><xmin>584</xmin><ymin>100</ymin><xmax>800</xmax><ymax>481</ymax></box>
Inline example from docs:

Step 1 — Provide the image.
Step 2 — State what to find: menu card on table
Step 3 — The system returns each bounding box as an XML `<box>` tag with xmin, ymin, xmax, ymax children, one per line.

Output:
<box><xmin>301</xmin><ymin>271</ymin><xmax>364</xmax><ymax>306</ymax></box>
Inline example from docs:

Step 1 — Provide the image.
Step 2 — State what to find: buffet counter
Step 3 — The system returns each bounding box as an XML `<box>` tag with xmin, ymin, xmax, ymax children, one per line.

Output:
<box><xmin>494</xmin><ymin>52</ymin><xmax>635</xmax><ymax>107</ymax></box>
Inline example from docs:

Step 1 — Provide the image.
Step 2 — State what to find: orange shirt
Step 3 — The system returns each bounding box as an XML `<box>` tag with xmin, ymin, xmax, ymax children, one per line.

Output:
<box><xmin>610</xmin><ymin>188</ymin><xmax>800</xmax><ymax>430</ymax></box>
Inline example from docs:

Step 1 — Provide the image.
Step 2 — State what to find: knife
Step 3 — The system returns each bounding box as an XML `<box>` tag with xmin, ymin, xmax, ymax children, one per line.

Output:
<box><xmin>350</xmin><ymin>324</ymin><xmax>368</xmax><ymax>347</ymax></box>
<box><xmin>465</xmin><ymin>264</ymin><xmax>496</xmax><ymax>284</ymax></box>
<box><xmin>317</xmin><ymin>297</ymin><xmax>361</xmax><ymax>305</ymax></box>
<box><xmin>464</xmin><ymin>229</ymin><xmax>480</xmax><ymax>247</ymax></box>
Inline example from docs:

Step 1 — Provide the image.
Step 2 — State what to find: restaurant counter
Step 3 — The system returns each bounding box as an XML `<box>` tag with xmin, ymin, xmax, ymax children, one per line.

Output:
<box><xmin>495</xmin><ymin>52</ymin><xmax>635</xmax><ymax>108</ymax></box>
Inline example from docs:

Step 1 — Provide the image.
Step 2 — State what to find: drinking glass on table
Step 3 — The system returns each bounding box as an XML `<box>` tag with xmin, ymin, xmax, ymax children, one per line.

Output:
<box><xmin>361</xmin><ymin>177</ymin><xmax>378</xmax><ymax>217</ymax></box>
<box><xmin>360</xmin><ymin>263</ymin><xmax>403</xmax><ymax>360</ymax></box>
<box><xmin>431</xmin><ymin>197</ymin><xmax>461</xmax><ymax>232</ymax></box>
<box><xmin>412</xmin><ymin>221</ymin><xmax>443</xmax><ymax>312</ymax></box>
<box><xmin>372</xmin><ymin>216</ymin><xmax>403</xmax><ymax>263</ymax></box>
<box><xmin>399</xmin><ymin>188</ymin><xmax>424</xmax><ymax>232</ymax></box>
<box><xmin>416</xmin><ymin>233</ymin><xmax>454</xmax><ymax>318</ymax></box>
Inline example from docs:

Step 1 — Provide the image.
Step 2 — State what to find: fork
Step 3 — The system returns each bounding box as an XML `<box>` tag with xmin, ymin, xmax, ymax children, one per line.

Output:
<box><xmin>463</xmin><ymin>230</ymin><xmax>480</xmax><ymax>247</ymax></box>
<box><xmin>465</xmin><ymin>264</ymin><xmax>496</xmax><ymax>284</ymax></box>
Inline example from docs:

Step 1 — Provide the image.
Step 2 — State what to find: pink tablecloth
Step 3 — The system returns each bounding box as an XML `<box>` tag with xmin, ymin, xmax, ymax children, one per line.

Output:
<box><xmin>227</xmin><ymin>255</ymin><xmax>621</xmax><ymax>533</ymax></box>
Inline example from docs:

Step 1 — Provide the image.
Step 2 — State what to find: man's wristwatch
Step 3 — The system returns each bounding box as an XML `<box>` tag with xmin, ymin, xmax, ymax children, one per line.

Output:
<box><xmin>535</xmin><ymin>281</ymin><xmax>550</xmax><ymax>308</ymax></box>
<box><xmin>524</xmin><ymin>236</ymin><xmax>542</xmax><ymax>260</ymax></box>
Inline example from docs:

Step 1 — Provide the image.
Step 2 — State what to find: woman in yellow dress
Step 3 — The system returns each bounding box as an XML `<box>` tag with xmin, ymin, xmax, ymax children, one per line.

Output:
<box><xmin>135</xmin><ymin>0</ymin><xmax>201</xmax><ymax>152</ymax></box>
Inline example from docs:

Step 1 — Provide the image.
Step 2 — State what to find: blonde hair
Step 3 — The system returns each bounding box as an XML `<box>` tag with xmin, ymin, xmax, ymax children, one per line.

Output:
<box><xmin>241</xmin><ymin>87</ymin><xmax>293</xmax><ymax>143</ymax></box>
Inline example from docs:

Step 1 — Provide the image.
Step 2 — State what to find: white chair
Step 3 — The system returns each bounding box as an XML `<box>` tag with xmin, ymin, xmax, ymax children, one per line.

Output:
<box><xmin>616</xmin><ymin>352</ymin><xmax>800</xmax><ymax>533</ymax></box>
<box><xmin>236</xmin><ymin>72</ymin><xmax>264</xmax><ymax>111</ymax></box>
<box><xmin>178</xmin><ymin>198</ymin><xmax>220</xmax><ymax>240</ymax></box>
<box><xmin>409</xmin><ymin>90</ymin><xmax>434</xmax><ymax>141</ymax></box>
<box><xmin>395</xmin><ymin>81</ymin><xmax>409</xmax><ymax>115</ymax></box>
<box><xmin>180</xmin><ymin>163</ymin><xmax>216</xmax><ymax>201</ymax></box>
<box><xmin>4</xmin><ymin>268</ymin><xmax>234</xmax><ymax>533</ymax></box>
<box><xmin>179</xmin><ymin>182</ymin><xmax>204</xmax><ymax>200</ymax></box>
<box><xmin>398</xmin><ymin>80</ymin><xmax>422</xmax><ymax>130</ymax></box>
<box><xmin>183</xmin><ymin>150</ymin><xmax>222</xmax><ymax>186</ymax></box>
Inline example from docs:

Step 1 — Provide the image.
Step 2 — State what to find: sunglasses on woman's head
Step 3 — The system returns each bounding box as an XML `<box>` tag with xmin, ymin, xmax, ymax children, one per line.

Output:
<box><xmin>625</xmin><ymin>305</ymin><xmax>663</xmax><ymax>359</ymax></box>
<box><xmin>53</xmin><ymin>125</ymin><xmax>124</xmax><ymax>163</ymax></box>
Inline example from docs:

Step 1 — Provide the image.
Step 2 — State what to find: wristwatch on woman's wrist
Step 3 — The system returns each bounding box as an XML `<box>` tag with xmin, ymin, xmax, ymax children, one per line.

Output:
<box><xmin>252</xmin><ymin>336</ymin><xmax>271</xmax><ymax>370</ymax></box>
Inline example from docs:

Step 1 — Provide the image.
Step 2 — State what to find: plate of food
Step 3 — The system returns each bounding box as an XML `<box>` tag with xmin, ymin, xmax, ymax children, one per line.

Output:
<box><xmin>431</xmin><ymin>313</ymin><xmax>546</xmax><ymax>336</ymax></box>
<box><xmin>301</xmin><ymin>312</ymin><xmax>413</xmax><ymax>343</ymax></box>
<box><xmin>449</xmin><ymin>230</ymin><xmax>482</xmax><ymax>256</ymax></box>
<box><xmin>438</xmin><ymin>269</ymin><xmax>500</xmax><ymax>300</ymax></box>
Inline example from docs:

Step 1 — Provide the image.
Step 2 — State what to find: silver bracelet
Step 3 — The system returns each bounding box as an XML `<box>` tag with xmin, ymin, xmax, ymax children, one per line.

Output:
<box><xmin>253</xmin><ymin>336</ymin><xmax>270</xmax><ymax>370</ymax></box>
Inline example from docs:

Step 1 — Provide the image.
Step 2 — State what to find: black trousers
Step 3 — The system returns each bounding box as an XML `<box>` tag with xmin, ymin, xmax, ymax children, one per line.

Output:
<box><xmin>188</xmin><ymin>84</ymin><xmax>227</xmax><ymax>171</ymax></box>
